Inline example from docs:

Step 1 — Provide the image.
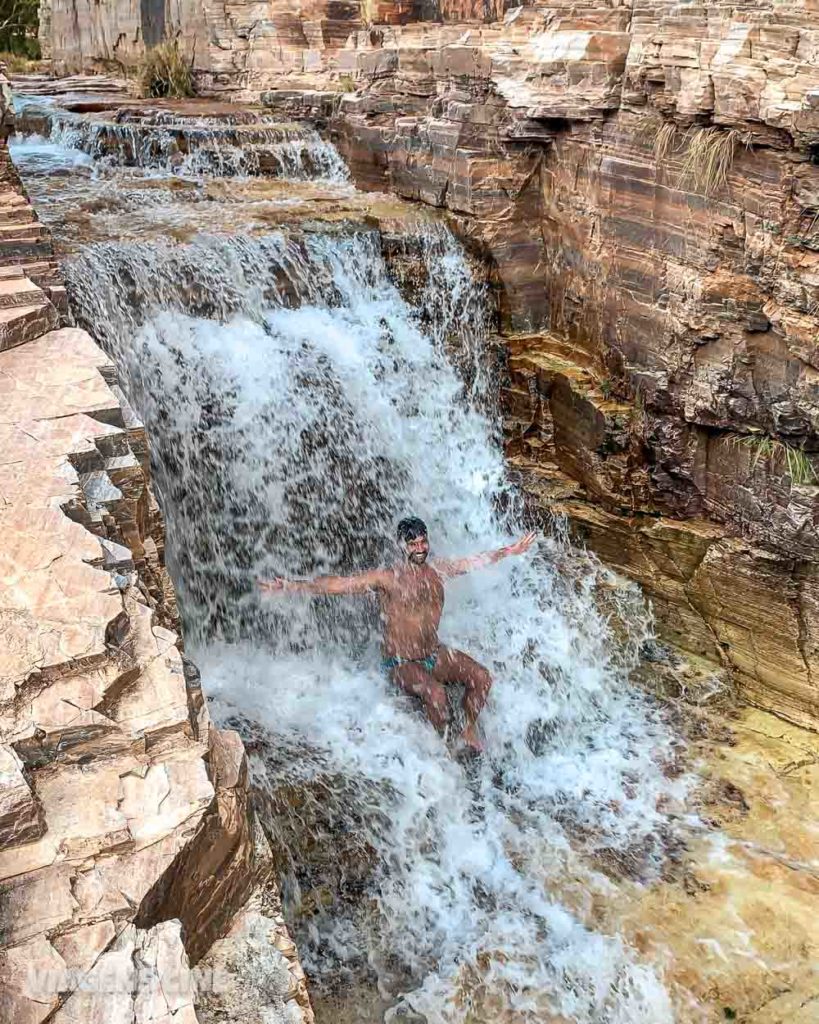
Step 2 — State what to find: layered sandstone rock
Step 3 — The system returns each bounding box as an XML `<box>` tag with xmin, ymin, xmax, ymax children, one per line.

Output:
<box><xmin>38</xmin><ymin>0</ymin><xmax>505</xmax><ymax>83</ymax></box>
<box><xmin>0</xmin><ymin>78</ymin><xmax>311</xmax><ymax>1024</ymax></box>
<box><xmin>38</xmin><ymin>0</ymin><xmax>364</xmax><ymax>83</ymax></box>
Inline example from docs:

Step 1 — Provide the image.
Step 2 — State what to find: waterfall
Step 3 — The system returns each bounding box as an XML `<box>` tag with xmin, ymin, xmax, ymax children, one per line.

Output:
<box><xmin>64</xmin><ymin>223</ymin><xmax>687</xmax><ymax>1023</ymax></box>
<box><xmin>11</xmin><ymin>111</ymin><xmax>350</xmax><ymax>181</ymax></box>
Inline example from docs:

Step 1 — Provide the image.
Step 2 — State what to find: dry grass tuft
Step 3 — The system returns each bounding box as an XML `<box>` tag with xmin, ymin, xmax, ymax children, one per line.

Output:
<box><xmin>137</xmin><ymin>39</ymin><xmax>194</xmax><ymax>99</ymax></box>
<box><xmin>634</xmin><ymin>110</ymin><xmax>661</xmax><ymax>137</ymax></box>
<box><xmin>0</xmin><ymin>50</ymin><xmax>37</xmax><ymax>73</ymax></box>
<box><xmin>679</xmin><ymin>127</ymin><xmax>741</xmax><ymax>196</ymax></box>
<box><xmin>729</xmin><ymin>433</ymin><xmax>817</xmax><ymax>486</ymax></box>
<box><xmin>654</xmin><ymin>122</ymin><xmax>679</xmax><ymax>164</ymax></box>
<box><xmin>633</xmin><ymin>113</ymin><xmax>680</xmax><ymax>168</ymax></box>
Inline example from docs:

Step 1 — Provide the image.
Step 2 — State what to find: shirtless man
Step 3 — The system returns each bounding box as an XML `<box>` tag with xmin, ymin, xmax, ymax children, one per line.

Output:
<box><xmin>258</xmin><ymin>517</ymin><xmax>536</xmax><ymax>752</ymax></box>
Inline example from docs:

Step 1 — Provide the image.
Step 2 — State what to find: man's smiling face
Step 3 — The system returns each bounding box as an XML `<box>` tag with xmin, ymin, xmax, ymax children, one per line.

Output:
<box><xmin>404</xmin><ymin>533</ymin><xmax>430</xmax><ymax>565</ymax></box>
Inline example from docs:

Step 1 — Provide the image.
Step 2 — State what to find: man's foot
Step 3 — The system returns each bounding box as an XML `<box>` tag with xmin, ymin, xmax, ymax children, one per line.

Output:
<box><xmin>460</xmin><ymin>723</ymin><xmax>484</xmax><ymax>754</ymax></box>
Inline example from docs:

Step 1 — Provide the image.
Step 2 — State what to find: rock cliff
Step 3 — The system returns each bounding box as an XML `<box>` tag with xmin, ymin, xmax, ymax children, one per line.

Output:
<box><xmin>36</xmin><ymin>2</ymin><xmax>819</xmax><ymax>729</ymax></box>
<box><xmin>0</xmin><ymin>76</ymin><xmax>312</xmax><ymax>1024</ymax></box>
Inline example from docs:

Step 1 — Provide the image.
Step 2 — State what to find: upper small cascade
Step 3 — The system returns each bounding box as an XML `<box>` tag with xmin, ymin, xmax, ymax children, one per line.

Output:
<box><xmin>12</xmin><ymin>103</ymin><xmax>350</xmax><ymax>181</ymax></box>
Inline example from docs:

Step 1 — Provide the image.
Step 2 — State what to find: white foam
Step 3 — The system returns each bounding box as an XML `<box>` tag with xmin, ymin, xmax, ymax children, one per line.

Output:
<box><xmin>9</xmin><ymin>131</ymin><xmax>95</xmax><ymax>173</ymax></box>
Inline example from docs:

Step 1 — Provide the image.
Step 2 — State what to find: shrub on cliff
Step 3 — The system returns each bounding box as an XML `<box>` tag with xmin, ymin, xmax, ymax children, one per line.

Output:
<box><xmin>0</xmin><ymin>49</ymin><xmax>36</xmax><ymax>70</ymax></box>
<box><xmin>137</xmin><ymin>39</ymin><xmax>194</xmax><ymax>99</ymax></box>
<box><xmin>729</xmin><ymin>433</ymin><xmax>818</xmax><ymax>487</ymax></box>
<box><xmin>0</xmin><ymin>0</ymin><xmax>40</xmax><ymax>58</ymax></box>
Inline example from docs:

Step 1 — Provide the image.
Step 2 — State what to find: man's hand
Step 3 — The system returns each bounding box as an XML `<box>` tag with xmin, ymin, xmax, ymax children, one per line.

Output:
<box><xmin>257</xmin><ymin>578</ymin><xmax>289</xmax><ymax>594</ymax></box>
<box><xmin>503</xmin><ymin>532</ymin><xmax>537</xmax><ymax>557</ymax></box>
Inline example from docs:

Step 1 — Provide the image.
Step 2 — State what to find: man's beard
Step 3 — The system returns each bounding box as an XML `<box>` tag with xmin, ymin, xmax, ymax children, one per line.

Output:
<box><xmin>408</xmin><ymin>551</ymin><xmax>428</xmax><ymax>564</ymax></box>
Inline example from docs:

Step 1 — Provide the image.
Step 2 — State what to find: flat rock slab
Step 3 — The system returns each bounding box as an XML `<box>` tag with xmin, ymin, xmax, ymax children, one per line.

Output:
<box><xmin>0</xmin><ymin>328</ymin><xmax>126</xmax><ymax>701</ymax></box>
<box><xmin>0</xmin><ymin>275</ymin><xmax>58</xmax><ymax>352</ymax></box>
<box><xmin>0</xmin><ymin>326</ymin><xmax>121</xmax><ymax>424</ymax></box>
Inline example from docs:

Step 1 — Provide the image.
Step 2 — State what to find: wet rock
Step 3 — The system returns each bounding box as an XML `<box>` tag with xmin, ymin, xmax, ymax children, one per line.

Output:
<box><xmin>0</xmin><ymin>745</ymin><xmax>44</xmax><ymax>847</ymax></box>
<box><xmin>621</xmin><ymin>708</ymin><xmax>819</xmax><ymax>1021</ymax></box>
<box><xmin>524</xmin><ymin>716</ymin><xmax>558</xmax><ymax>757</ymax></box>
<box><xmin>195</xmin><ymin>906</ymin><xmax>314</xmax><ymax>1024</ymax></box>
<box><xmin>384</xmin><ymin>1004</ymin><xmax>428</xmax><ymax>1024</ymax></box>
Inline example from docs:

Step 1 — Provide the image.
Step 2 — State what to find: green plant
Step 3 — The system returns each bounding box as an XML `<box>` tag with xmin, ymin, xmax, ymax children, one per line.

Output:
<box><xmin>0</xmin><ymin>0</ymin><xmax>39</xmax><ymax>57</ymax></box>
<box><xmin>598</xmin><ymin>377</ymin><xmax>613</xmax><ymax>399</ymax></box>
<box><xmin>729</xmin><ymin>433</ymin><xmax>817</xmax><ymax>485</ymax></box>
<box><xmin>679</xmin><ymin>127</ymin><xmax>741</xmax><ymax>196</ymax></box>
<box><xmin>137</xmin><ymin>38</ymin><xmax>194</xmax><ymax>99</ymax></box>
<box><xmin>337</xmin><ymin>73</ymin><xmax>356</xmax><ymax>93</ymax></box>
<box><xmin>784</xmin><ymin>445</ymin><xmax>816</xmax><ymax>485</ymax></box>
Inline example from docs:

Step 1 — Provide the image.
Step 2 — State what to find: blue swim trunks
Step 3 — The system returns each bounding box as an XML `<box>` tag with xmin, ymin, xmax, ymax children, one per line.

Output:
<box><xmin>382</xmin><ymin>652</ymin><xmax>438</xmax><ymax>674</ymax></box>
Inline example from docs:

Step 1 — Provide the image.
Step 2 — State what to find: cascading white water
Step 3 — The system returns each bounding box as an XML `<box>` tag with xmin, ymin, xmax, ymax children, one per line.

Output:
<box><xmin>12</xmin><ymin>111</ymin><xmax>350</xmax><ymax>181</ymax></box>
<box><xmin>65</xmin><ymin>225</ymin><xmax>689</xmax><ymax>1024</ymax></box>
<box><xmin>8</xmin><ymin>128</ymin><xmax>95</xmax><ymax>174</ymax></box>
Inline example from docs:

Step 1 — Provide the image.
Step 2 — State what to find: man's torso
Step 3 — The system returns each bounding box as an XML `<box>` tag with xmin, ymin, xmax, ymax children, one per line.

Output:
<box><xmin>379</xmin><ymin>564</ymin><xmax>444</xmax><ymax>659</ymax></box>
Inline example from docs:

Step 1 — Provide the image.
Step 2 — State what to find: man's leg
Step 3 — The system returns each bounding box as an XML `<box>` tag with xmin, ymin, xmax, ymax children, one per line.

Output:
<box><xmin>392</xmin><ymin>663</ymin><xmax>450</xmax><ymax>734</ymax></box>
<box><xmin>433</xmin><ymin>647</ymin><xmax>493</xmax><ymax>751</ymax></box>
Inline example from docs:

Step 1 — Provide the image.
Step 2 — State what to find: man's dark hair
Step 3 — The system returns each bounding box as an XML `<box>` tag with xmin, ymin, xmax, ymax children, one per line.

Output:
<box><xmin>397</xmin><ymin>516</ymin><xmax>428</xmax><ymax>543</ymax></box>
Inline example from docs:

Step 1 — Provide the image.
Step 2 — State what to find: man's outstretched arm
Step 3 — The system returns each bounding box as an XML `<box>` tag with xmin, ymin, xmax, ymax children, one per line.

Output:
<box><xmin>258</xmin><ymin>567</ymin><xmax>389</xmax><ymax>596</ymax></box>
<box><xmin>433</xmin><ymin>532</ymin><xmax>537</xmax><ymax>579</ymax></box>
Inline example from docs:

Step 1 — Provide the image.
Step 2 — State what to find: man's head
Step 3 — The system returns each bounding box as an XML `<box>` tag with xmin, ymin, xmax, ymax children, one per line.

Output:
<box><xmin>397</xmin><ymin>516</ymin><xmax>429</xmax><ymax>565</ymax></box>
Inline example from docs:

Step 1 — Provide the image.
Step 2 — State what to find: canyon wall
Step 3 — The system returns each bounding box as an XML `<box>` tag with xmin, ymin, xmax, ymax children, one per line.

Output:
<box><xmin>0</xmin><ymin>78</ymin><xmax>312</xmax><ymax>1024</ymax></box>
<box><xmin>38</xmin><ymin>0</ymin><xmax>503</xmax><ymax>82</ymax></box>
<box><xmin>35</xmin><ymin>4</ymin><xmax>819</xmax><ymax>731</ymax></box>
